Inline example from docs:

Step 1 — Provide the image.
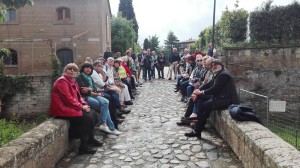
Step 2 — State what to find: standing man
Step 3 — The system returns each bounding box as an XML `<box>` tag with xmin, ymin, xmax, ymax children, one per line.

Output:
<box><xmin>151</xmin><ymin>51</ymin><xmax>157</xmax><ymax>79</ymax></box>
<box><xmin>207</xmin><ymin>43</ymin><xmax>217</xmax><ymax>58</ymax></box>
<box><xmin>157</xmin><ymin>51</ymin><xmax>166</xmax><ymax>79</ymax></box>
<box><xmin>137</xmin><ymin>49</ymin><xmax>144</xmax><ymax>82</ymax></box>
<box><xmin>168</xmin><ymin>48</ymin><xmax>180</xmax><ymax>80</ymax></box>
<box><xmin>143</xmin><ymin>51</ymin><xmax>152</xmax><ymax>82</ymax></box>
<box><xmin>104</xmin><ymin>47</ymin><xmax>113</xmax><ymax>61</ymax></box>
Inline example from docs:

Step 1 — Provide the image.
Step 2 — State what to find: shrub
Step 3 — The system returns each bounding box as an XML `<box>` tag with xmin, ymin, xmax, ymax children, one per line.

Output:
<box><xmin>0</xmin><ymin>119</ymin><xmax>23</xmax><ymax>147</ymax></box>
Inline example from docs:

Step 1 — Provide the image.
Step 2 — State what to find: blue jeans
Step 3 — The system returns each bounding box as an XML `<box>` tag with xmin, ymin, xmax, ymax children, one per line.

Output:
<box><xmin>187</xmin><ymin>85</ymin><xmax>194</xmax><ymax>98</ymax></box>
<box><xmin>85</xmin><ymin>96</ymin><xmax>115</xmax><ymax>131</ymax></box>
<box><xmin>193</xmin><ymin>95</ymin><xmax>213</xmax><ymax>113</ymax></box>
<box><xmin>144</xmin><ymin>67</ymin><xmax>151</xmax><ymax>81</ymax></box>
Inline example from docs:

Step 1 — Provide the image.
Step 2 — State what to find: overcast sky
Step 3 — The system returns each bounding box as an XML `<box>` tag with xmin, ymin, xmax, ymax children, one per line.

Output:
<box><xmin>109</xmin><ymin>0</ymin><xmax>296</xmax><ymax>46</ymax></box>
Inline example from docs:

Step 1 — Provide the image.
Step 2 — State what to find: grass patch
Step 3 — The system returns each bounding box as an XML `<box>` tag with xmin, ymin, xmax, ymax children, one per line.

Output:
<box><xmin>268</xmin><ymin>123</ymin><xmax>299</xmax><ymax>150</ymax></box>
<box><xmin>0</xmin><ymin>114</ymin><xmax>49</xmax><ymax>147</ymax></box>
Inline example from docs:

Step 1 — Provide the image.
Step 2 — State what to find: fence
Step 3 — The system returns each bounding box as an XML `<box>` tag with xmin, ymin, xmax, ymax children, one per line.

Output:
<box><xmin>239</xmin><ymin>89</ymin><xmax>299</xmax><ymax>150</ymax></box>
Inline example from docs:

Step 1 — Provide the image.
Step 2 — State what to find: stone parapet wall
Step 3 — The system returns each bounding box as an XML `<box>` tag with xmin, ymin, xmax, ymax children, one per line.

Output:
<box><xmin>5</xmin><ymin>76</ymin><xmax>52</xmax><ymax>119</ymax></box>
<box><xmin>0</xmin><ymin>118</ymin><xmax>69</xmax><ymax>168</ymax></box>
<box><xmin>212</xmin><ymin>110</ymin><xmax>300</xmax><ymax>168</ymax></box>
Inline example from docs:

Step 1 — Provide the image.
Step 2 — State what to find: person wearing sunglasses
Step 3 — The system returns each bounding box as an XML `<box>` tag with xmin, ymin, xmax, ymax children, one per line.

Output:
<box><xmin>49</xmin><ymin>63</ymin><xmax>102</xmax><ymax>155</ymax></box>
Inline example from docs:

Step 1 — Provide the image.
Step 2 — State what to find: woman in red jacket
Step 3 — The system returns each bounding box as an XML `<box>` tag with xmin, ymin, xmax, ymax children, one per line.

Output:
<box><xmin>49</xmin><ymin>63</ymin><xmax>102</xmax><ymax>155</ymax></box>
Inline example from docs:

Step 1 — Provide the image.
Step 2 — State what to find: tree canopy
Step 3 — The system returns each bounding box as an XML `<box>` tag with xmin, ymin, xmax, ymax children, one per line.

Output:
<box><xmin>111</xmin><ymin>14</ymin><xmax>136</xmax><ymax>54</ymax></box>
<box><xmin>164</xmin><ymin>31</ymin><xmax>179</xmax><ymax>52</ymax></box>
<box><xmin>118</xmin><ymin>0</ymin><xmax>139</xmax><ymax>42</ymax></box>
<box><xmin>0</xmin><ymin>0</ymin><xmax>34</xmax><ymax>22</ymax></box>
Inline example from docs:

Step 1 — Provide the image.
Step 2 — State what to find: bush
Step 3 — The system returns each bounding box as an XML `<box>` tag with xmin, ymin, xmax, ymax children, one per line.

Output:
<box><xmin>0</xmin><ymin>119</ymin><xmax>23</xmax><ymax>147</ymax></box>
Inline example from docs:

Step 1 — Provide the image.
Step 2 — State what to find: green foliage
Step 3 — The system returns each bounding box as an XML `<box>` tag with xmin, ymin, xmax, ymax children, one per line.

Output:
<box><xmin>111</xmin><ymin>14</ymin><xmax>136</xmax><ymax>53</ymax></box>
<box><xmin>0</xmin><ymin>119</ymin><xmax>23</xmax><ymax>147</ymax></box>
<box><xmin>0</xmin><ymin>0</ymin><xmax>34</xmax><ymax>23</ymax></box>
<box><xmin>218</xmin><ymin>9</ymin><xmax>248</xmax><ymax>43</ymax></box>
<box><xmin>0</xmin><ymin>74</ymin><xmax>32</xmax><ymax>101</ymax></box>
<box><xmin>164</xmin><ymin>31</ymin><xmax>179</xmax><ymax>52</ymax></box>
<box><xmin>249</xmin><ymin>1</ymin><xmax>300</xmax><ymax>44</ymax></box>
<box><xmin>148</xmin><ymin>35</ymin><xmax>160</xmax><ymax>52</ymax></box>
<box><xmin>118</xmin><ymin>0</ymin><xmax>138</xmax><ymax>42</ymax></box>
<box><xmin>143</xmin><ymin>38</ymin><xmax>151</xmax><ymax>50</ymax></box>
<box><xmin>49</xmin><ymin>53</ymin><xmax>61</xmax><ymax>84</ymax></box>
<box><xmin>274</xmin><ymin>69</ymin><xmax>282</xmax><ymax>77</ymax></box>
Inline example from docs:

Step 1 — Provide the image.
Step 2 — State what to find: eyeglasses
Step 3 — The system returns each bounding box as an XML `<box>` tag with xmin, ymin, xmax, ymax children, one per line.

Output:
<box><xmin>197</xmin><ymin>60</ymin><xmax>202</xmax><ymax>62</ymax></box>
<box><xmin>67</xmin><ymin>68</ymin><xmax>78</xmax><ymax>72</ymax></box>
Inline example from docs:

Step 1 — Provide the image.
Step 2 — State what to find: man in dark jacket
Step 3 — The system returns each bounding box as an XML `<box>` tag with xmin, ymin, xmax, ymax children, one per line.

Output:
<box><xmin>168</xmin><ymin>48</ymin><xmax>180</xmax><ymax>80</ymax></box>
<box><xmin>185</xmin><ymin>59</ymin><xmax>239</xmax><ymax>138</ymax></box>
<box><xmin>143</xmin><ymin>51</ymin><xmax>152</xmax><ymax>82</ymax></box>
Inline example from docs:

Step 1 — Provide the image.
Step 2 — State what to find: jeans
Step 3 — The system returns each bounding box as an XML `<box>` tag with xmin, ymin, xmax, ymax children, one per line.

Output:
<box><xmin>85</xmin><ymin>96</ymin><xmax>115</xmax><ymax>131</ymax></box>
<box><xmin>187</xmin><ymin>85</ymin><xmax>194</xmax><ymax>98</ymax></box>
<box><xmin>193</xmin><ymin>95</ymin><xmax>213</xmax><ymax>114</ymax></box>
<box><xmin>180</xmin><ymin>80</ymin><xmax>190</xmax><ymax>97</ymax></box>
<box><xmin>144</xmin><ymin>67</ymin><xmax>151</xmax><ymax>81</ymax></box>
<box><xmin>138</xmin><ymin>65</ymin><xmax>143</xmax><ymax>81</ymax></box>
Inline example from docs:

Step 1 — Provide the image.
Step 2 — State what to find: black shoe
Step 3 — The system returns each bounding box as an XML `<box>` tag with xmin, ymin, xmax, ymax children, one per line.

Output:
<box><xmin>125</xmin><ymin>101</ymin><xmax>133</xmax><ymax>105</ymax></box>
<box><xmin>162</xmin><ymin>77</ymin><xmax>165</xmax><ymax>79</ymax></box>
<box><xmin>117</xmin><ymin>113</ymin><xmax>125</xmax><ymax>119</ymax></box>
<box><xmin>184</xmin><ymin>130</ymin><xmax>201</xmax><ymax>138</ymax></box>
<box><xmin>176</xmin><ymin>121</ymin><xmax>190</xmax><ymax>126</ymax></box>
<box><xmin>168</xmin><ymin>78</ymin><xmax>171</xmax><ymax>80</ymax></box>
<box><xmin>117</xmin><ymin>119</ymin><xmax>124</xmax><ymax>124</ymax></box>
<box><xmin>131</xmin><ymin>96</ymin><xmax>135</xmax><ymax>99</ymax></box>
<box><xmin>79</xmin><ymin>147</ymin><xmax>97</xmax><ymax>155</ymax></box>
<box><xmin>174</xmin><ymin>89</ymin><xmax>179</xmax><ymax>92</ymax></box>
<box><xmin>120</xmin><ymin>109</ymin><xmax>131</xmax><ymax>114</ymax></box>
<box><xmin>185</xmin><ymin>117</ymin><xmax>198</xmax><ymax>121</ymax></box>
<box><xmin>87</xmin><ymin>139</ymin><xmax>103</xmax><ymax>147</ymax></box>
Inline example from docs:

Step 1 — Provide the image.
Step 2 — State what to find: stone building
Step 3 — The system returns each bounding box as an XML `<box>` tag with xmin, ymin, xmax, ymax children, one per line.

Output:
<box><xmin>0</xmin><ymin>0</ymin><xmax>112</xmax><ymax>75</ymax></box>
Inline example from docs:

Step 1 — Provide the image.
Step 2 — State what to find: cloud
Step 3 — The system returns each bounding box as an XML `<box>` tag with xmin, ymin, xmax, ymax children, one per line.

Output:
<box><xmin>110</xmin><ymin>0</ymin><xmax>295</xmax><ymax>46</ymax></box>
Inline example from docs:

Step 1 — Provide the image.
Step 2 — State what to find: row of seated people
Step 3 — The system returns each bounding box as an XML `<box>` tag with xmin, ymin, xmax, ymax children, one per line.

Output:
<box><xmin>174</xmin><ymin>57</ymin><xmax>240</xmax><ymax>138</ymax></box>
<box><xmin>48</xmin><ymin>56</ymin><xmax>140</xmax><ymax>155</ymax></box>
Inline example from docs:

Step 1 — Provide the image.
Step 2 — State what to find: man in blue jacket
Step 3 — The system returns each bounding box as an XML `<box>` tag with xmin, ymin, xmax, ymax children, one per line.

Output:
<box><xmin>168</xmin><ymin>48</ymin><xmax>180</xmax><ymax>80</ymax></box>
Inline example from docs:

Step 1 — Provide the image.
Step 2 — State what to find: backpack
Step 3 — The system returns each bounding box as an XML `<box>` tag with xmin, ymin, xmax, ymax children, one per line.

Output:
<box><xmin>228</xmin><ymin>104</ymin><xmax>261</xmax><ymax>124</ymax></box>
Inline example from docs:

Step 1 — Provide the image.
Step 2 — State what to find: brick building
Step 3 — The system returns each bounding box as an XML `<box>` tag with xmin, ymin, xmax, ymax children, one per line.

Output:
<box><xmin>0</xmin><ymin>0</ymin><xmax>112</xmax><ymax>75</ymax></box>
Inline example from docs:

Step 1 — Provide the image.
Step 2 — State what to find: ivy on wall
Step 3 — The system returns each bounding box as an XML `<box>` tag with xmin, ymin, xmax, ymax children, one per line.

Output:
<box><xmin>49</xmin><ymin>53</ymin><xmax>60</xmax><ymax>84</ymax></box>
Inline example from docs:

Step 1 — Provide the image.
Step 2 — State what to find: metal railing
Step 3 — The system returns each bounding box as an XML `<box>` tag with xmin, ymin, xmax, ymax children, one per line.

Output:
<box><xmin>239</xmin><ymin>89</ymin><xmax>299</xmax><ymax>150</ymax></box>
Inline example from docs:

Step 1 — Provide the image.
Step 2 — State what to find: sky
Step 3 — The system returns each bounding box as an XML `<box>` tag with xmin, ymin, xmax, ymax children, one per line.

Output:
<box><xmin>109</xmin><ymin>0</ymin><xmax>296</xmax><ymax>46</ymax></box>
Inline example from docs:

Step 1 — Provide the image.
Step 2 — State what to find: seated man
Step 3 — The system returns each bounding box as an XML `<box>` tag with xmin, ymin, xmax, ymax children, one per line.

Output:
<box><xmin>184</xmin><ymin>59</ymin><xmax>240</xmax><ymax>138</ymax></box>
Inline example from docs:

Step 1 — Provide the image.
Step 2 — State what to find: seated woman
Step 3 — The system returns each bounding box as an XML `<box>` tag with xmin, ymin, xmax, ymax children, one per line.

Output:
<box><xmin>76</xmin><ymin>63</ymin><xmax>122</xmax><ymax>135</ymax></box>
<box><xmin>49</xmin><ymin>63</ymin><xmax>102</xmax><ymax>155</ymax></box>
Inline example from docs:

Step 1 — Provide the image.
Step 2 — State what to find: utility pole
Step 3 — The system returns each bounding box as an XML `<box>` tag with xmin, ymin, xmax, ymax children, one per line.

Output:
<box><xmin>212</xmin><ymin>0</ymin><xmax>216</xmax><ymax>49</ymax></box>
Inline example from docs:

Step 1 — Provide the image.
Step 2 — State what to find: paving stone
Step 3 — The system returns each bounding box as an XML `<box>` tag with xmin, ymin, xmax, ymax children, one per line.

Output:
<box><xmin>206</xmin><ymin>150</ymin><xmax>219</xmax><ymax>160</ymax></box>
<box><xmin>175</xmin><ymin>154</ymin><xmax>190</xmax><ymax>161</ymax></box>
<box><xmin>152</xmin><ymin>153</ymin><xmax>163</xmax><ymax>159</ymax></box>
<box><xmin>203</xmin><ymin>143</ymin><xmax>216</xmax><ymax>150</ymax></box>
<box><xmin>120</xmin><ymin>166</ymin><xmax>132</xmax><ymax>168</ymax></box>
<box><xmin>160</xmin><ymin>164</ymin><xmax>172</xmax><ymax>168</ymax></box>
<box><xmin>164</xmin><ymin>154</ymin><xmax>174</xmax><ymax>159</ymax></box>
<box><xmin>196</xmin><ymin>161</ymin><xmax>210</xmax><ymax>168</ymax></box>
<box><xmin>119</xmin><ymin>150</ymin><xmax>127</xmax><ymax>154</ymax></box>
<box><xmin>170</xmin><ymin>160</ymin><xmax>180</xmax><ymax>164</ymax></box>
<box><xmin>101</xmin><ymin>165</ymin><xmax>114</xmax><ymax>168</ymax></box>
<box><xmin>181</xmin><ymin>144</ymin><xmax>191</xmax><ymax>150</ymax></box>
<box><xmin>89</xmin><ymin>158</ymin><xmax>98</xmax><ymax>164</ymax></box>
<box><xmin>172</xmin><ymin>144</ymin><xmax>180</xmax><ymax>148</ymax></box>
<box><xmin>86</xmin><ymin>165</ymin><xmax>101</xmax><ymax>168</ymax></box>
<box><xmin>162</xmin><ymin>149</ymin><xmax>172</xmax><ymax>155</ymax></box>
<box><xmin>187</xmin><ymin>162</ymin><xmax>198</xmax><ymax>168</ymax></box>
<box><xmin>135</xmin><ymin>159</ymin><xmax>145</xmax><ymax>165</ymax></box>
<box><xmin>118</xmin><ymin>155</ymin><xmax>126</xmax><ymax>160</ymax></box>
<box><xmin>174</xmin><ymin>150</ymin><xmax>183</xmax><ymax>154</ymax></box>
<box><xmin>184</xmin><ymin>150</ymin><xmax>193</xmax><ymax>156</ymax></box>
<box><xmin>150</xmin><ymin>149</ymin><xmax>159</xmax><ymax>154</ymax></box>
<box><xmin>159</xmin><ymin>158</ymin><xmax>169</xmax><ymax>164</ymax></box>
<box><xmin>191</xmin><ymin>145</ymin><xmax>202</xmax><ymax>153</ymax></box>
<box><xmin>124</xmin><ymin>157</ymin><xmax>133</xmax><ymax>162</ymax></box>
<box><xmin>174</xmin><ymin>165</ymin><xmax>187</xmax><ymax>168</ymax></box>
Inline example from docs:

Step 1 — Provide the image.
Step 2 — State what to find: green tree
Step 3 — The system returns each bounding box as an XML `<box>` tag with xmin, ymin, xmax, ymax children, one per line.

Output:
<box><xmin>111</xmin><ymin>14</ymin><xmax>136</xmax><ymax>54</ymax></box>
<box><xmin>118</xmin><ymin>0</ymin><xmax>139</xmax><ymax>42</ymax></box>
<box><xmin>148</xmin><ymin>35</ymin><xmax>160</xmax><ymax>52</ymax></box>
<box><xmin>143</xmin><ymin>38</ymin><xmax>151</xmax><ymax>50</ymax></box>
<box><xmin>164</xmin><ymin>31</ymin><xmax>179</xmax><ymax>52</ymax></box>
<box><xmin>0</xmin><ymin>0</ymin><xmax>34</xmax><ymax>22</ymax></box>
<box><xmin>219</xmin><ymin>9</ymin><xmax>248</xmax><ymax>43</ymax></box>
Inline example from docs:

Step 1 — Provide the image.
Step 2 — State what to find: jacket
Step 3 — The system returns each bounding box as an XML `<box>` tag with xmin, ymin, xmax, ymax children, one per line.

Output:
<box><xmin>76</xmin><ymin>73</ymin><xmax>96</xmax><ymax>97</ymax></box>
<box><xmin>49</xmin><ymin>75</ymin><xmax>87</xmax><ymax>117</ymax></box>
<box><xmin>201</xmin><ymin>68</ymin><xmax>240</xmax><ymax>109</ymax></box>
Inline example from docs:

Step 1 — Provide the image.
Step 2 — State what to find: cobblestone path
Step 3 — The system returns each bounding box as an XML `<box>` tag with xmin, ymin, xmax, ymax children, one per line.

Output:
<box><xmin>65</xmin><ymin>79</ymin><xmax>242</xmax><ymax>168</ymax></box>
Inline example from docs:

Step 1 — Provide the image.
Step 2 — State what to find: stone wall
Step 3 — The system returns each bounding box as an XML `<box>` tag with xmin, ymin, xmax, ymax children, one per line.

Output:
<box><xmin>0</xmin><ymin>118</ymin><xmax>70</xmax><ymax>168</ymax></box>
<box><xmin>4</xmin><ymin>76</ymin><xmax>52</xmax><ymax>119</ymax></box>
<box><xmin>220</xmin><ymin>46</ymin><xmax>300</xmax><ymax>101</ymax></box>
<box><xmin>211</xmin><ymin>110</ymin><xmax>300</xmax><ymax>168</ymax></box>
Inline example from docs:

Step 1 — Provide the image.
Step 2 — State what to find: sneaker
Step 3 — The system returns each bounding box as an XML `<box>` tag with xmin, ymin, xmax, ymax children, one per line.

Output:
<box><xmin>168</xmin><ymin>78</ymin><xmax>171</xmax><ymax>80</ymax></box>
<box><xmin>99</xmin><ymin>125</ymin><xmax>111</xmax><ymax>133</ymax></box>
<box><xmin>110</xmin><ymin>129</ymin><xmax>122</xmax><ymax>135</ymax></box>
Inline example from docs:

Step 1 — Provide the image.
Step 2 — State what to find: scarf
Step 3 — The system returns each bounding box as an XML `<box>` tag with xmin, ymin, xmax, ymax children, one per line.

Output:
<box><xmin>81</xmin><ymin>72</ymin><xmax>93</xmax><ymax>89</ymax></box>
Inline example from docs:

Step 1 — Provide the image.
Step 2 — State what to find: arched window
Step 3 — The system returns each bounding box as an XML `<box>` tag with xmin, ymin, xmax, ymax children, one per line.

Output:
<box><xmin>56</xmin><ymin>49</ymin><xmax>73</xmax><ymax>74</ymax></box>
<box><xmin>5</xmin><ymin>9</ymin><xmax>17</xmax><ymax>22</ymax></box>
<box><xmin>56</xmin><ymin>7</ymin><xmax>71</xmax><ymax>21</ymax></box>
<box><xmin>4</xmin><ymin>49</ymin><xmax>18</xmax><ymax>66</ymax></box>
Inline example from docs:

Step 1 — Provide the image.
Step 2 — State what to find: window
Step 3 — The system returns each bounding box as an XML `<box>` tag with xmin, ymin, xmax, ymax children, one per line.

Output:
<box><xmin>56</xmin><ymin>7</ymin><xmax>70</xmax><ymax>21</ymax></box>
<box><xmin>5</xmin><ymin>9</ymin><xmax>17</xmax><ymax>22</ymax></box>
<box><xmin>4</xmin><ymin>49</ymin><xmax>18</xmax><ymax>66</ymax></box>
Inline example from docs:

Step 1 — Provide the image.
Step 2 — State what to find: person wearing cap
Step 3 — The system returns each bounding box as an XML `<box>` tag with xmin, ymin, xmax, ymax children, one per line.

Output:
<box><xmin>184</xmin><ymin>59</ymin><xmax>239</xmax><ymax>138</ymax></box>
